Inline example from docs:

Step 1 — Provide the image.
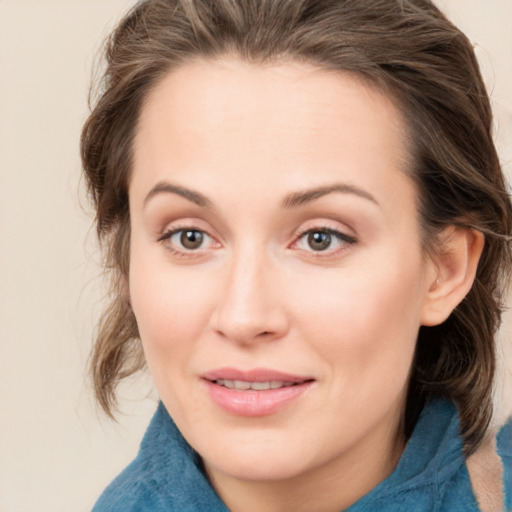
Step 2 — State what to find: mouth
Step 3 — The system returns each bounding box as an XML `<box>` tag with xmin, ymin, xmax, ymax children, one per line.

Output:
<box><xmin>212</xmin><ymin>379</ymin><xmax>302</xmax><ymax>391</ymax></box>
<box><xmin>201</xmin><ymin>368</ymin><xmax>315</xmax><ymax>416</ymax></box>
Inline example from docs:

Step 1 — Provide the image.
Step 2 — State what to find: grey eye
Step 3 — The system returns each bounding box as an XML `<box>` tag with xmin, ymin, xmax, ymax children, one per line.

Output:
<box><xmin>179</xmin><ymin>230</ymin><xmax>204</xmax><ymax>249</ymax></box>
<box><xmin>307</xmin><ymin>231</ymin><xmax>332</xmax><ymax>251</ymax></box>
<box><xmin>295</xmin><ymin>227</ymin><xmax>356</xmax><ymax>255</ymax></box>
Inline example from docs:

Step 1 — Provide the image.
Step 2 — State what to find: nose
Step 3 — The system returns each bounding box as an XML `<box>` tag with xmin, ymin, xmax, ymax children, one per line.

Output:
<box><xmin>209</xmin><ymin>248</ymin><xmax>289</xmax><ymax>345</ymax></box>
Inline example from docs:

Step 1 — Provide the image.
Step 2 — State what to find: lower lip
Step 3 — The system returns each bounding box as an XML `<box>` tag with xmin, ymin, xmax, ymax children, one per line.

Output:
<box><xmin>203</xmin><ymin>380</ymin><xmax>313</xmax><ymax>416</ymax></box>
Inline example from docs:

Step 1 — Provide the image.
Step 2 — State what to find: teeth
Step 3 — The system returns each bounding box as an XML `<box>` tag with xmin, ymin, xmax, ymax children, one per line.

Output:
<box><xmin>251</xmin><ymin>381</ymin><xmax>270</xmax><ymax>391</ymax></box>
<box><xmin>234</xmin><ymin>380</ymin><xmax>251</xmax><ymax>390</ymax></box>
<box><xmin>215</xmin><ymin>379</ymin><xmax>296</xmax><ymax>390</ymax></box>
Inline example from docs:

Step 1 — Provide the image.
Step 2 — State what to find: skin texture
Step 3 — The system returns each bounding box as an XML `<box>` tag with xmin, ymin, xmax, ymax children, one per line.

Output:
<box><xmin>128</xmin><ymin>59</ymin><xmax>483</xmax><ymax>512</ymax></box>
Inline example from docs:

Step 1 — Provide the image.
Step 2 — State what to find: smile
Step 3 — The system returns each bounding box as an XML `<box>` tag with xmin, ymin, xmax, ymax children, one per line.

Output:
<box><xmin>202</xmin><ymin>368</ymin><xmax>315</xmax><ymax>416</ymax></box>
<box><xmin>213</xmin><ymin>379</ymin><xmax>298</xmax><ymax>390</ymax></box>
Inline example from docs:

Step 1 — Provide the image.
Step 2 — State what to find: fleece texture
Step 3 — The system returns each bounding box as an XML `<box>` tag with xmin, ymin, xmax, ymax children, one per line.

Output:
<box><xmin>92</xmin><ymin>400</ymin><xmax>511</xmax><ymax>512</ymax></box>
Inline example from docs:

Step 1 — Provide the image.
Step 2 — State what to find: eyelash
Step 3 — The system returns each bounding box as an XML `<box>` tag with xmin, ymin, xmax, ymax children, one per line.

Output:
<box><xmin>292</xmin><ymin>226</ymin><xmax>357</xmax><ymax>257</ymax></box>
<box><xmin>157</xmin><ymin>226</ymin><xmax>216</xmax><ymax>258</ymax></box>
<box><xmin>157</xmin><ymin>225</ymin><xmax>357</xmax><ymax>258</ymax></box>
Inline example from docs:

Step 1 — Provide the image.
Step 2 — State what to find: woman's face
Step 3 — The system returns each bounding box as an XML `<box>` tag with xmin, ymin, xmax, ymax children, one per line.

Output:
<box><xmin>128</xmin><ymin>59</ymin><xmax>436</xmax><ymax>486</ymax></box>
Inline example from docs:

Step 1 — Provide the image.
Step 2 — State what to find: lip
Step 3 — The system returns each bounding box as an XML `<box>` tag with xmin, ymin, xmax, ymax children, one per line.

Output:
<box><xmin>201</xmin><ymin>367</ymin><xmax>315</xmax><ymax>417</ymax></box>
<box><xmin>202</xmin><ymin>367</ymin><xmax>312</xmax><ymax>383</ymax></box>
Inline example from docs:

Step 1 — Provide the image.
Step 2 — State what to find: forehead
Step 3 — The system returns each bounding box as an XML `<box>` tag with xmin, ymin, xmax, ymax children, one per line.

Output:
<box><xmin>131</xmin><ymin>58</ymin><xmax>413</xmax><ymax>208</ymax></box>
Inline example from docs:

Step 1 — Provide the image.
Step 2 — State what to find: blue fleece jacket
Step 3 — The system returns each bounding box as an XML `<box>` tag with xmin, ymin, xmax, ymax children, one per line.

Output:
<box><xmin>92</xmin><ymin>399</ymin><xmax>512</xmax><ymax>511</ymax></box>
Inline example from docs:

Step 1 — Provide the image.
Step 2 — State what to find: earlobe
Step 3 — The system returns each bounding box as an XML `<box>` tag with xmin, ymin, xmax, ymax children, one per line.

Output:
<box><xmin>421</xmin><ymin>226</ymin><xmax>484</xmax><ymax>326</ymax></box>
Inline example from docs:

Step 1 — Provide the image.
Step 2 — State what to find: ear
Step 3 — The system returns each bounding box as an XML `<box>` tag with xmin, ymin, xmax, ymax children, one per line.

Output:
<box><xmin>421</xmin><ymin>226</ymin><xmax>484</xmax><ymax>326</ymax></box>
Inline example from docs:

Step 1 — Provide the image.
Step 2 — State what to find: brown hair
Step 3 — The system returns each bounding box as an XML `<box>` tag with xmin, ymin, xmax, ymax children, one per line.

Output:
<box><xmin>81</xmin><ymin>0</ymin><xmax>512</xmax><ymax>454</ymax></box>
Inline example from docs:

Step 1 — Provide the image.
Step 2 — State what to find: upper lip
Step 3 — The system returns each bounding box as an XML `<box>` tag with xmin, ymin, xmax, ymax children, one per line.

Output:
<box><xmin>202</xmin><ymin>367</ymin><xmax>314</xmax><ymax>383</ymax></box>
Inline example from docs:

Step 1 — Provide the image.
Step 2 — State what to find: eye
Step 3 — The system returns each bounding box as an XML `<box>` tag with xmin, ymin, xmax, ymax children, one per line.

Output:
<box><xmin>294</xmin><ymin>228</ymin><xmax>356</xmax><ymax>254</ymax></box>
<box><xmin>176</xmin><ymin>229</ymin><xmax>205</xmax><ymax>250</ymax></box>
<box><xmin>306</xmin><ymin>231</ymin><xmax>333</xmax><ymax>251</ymax></box>
<box><xmin>158</xmin><ymin>227</ymin><xmax>216</xmax><ymax>253</ymax></box>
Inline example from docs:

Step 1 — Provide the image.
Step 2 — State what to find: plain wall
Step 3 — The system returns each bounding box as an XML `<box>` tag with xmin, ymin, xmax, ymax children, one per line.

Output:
<box><xmin>0</xmin><ymin>1</ymin><xmax>510</xmax><ymax>511</ymax></box>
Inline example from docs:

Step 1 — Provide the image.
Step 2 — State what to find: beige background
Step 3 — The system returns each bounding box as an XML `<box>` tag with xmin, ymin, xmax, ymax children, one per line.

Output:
<box><xmin>0</xmin><ymin>1</ymin><xmax>511</xmax><ymax>511</ymax></box>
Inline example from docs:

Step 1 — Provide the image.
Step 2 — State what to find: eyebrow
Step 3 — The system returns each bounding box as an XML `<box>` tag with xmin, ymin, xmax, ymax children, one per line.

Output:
<box><xmin>282</xmin><ymin>183</ymin><xmax>379</xmax><ymax>208</ymax></box>
<box><xmin>143</xmin><ymin>180</ymin><xmax>378</xmax><ymax>210</ymax></box>
<box><xmin>143</xmin><ymin>181</ymin><xmax>213</xmax><ymax>209</ymax></box>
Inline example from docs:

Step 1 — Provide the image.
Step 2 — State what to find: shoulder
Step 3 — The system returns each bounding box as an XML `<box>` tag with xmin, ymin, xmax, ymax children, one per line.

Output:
<box><xmin>91</xmin><ymin>402</ymin><xmax>229</xmax><ymax>512</ymax></box>
<box><xmin>91</xmin><ymin>404</ymin><xmax>178</xmax><ymax>512</ymax></box>
<box><xmin>92</xmin><ymin>456</ymin><xmax>168</xmax><ymax>512</ymax></box>
<box><xmin>466</xmin><ymin>419</ymin><xmax>512</xmax><ymax>512</ymax></box>
<box><xmin>347</xmin><ymin>400</ymin><xmax>501</xmax><ymax>512</ymax></box>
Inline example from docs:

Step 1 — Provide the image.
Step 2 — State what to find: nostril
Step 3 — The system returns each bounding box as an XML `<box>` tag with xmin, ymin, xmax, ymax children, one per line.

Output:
<box><xmin>258</xmin><ymin>331</ymin><xmax>278</xmax><ymax>338</ymax></box>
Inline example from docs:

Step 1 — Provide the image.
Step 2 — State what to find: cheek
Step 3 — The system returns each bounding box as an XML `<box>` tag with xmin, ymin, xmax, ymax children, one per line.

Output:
<box><xmin>128</xmin><ymin>253</ymin><xmax>215</xmax><ymax>362</ymax></box>
<box><xmin>289</xmin><ymin>253</ymin><xmax>425</xmax><ymax>380</ymax></box>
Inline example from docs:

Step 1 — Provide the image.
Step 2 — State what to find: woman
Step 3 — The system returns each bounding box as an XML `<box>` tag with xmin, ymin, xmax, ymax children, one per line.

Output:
<box><xmin>81</xmin><ymin>0</ymin><xmax>512</xmax><ymax>510</ymax></box>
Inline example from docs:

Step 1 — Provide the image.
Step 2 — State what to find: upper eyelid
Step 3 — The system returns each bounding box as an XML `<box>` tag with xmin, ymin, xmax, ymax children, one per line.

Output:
<box><xmin>157</xmin><ymin>219</ymin><xmax>216</xmax><ymax>238</ymax></box>
<box><xmin>296</xmin><ymin>226</ymin><xmax>350</xmax><ymax>237</ymax></box>
<box><xmin>293</xmin><ymin>222</ymin><xmax>356</xmax><ymax>241</ymax></box>
<box><xmin>294</xmin><ymin>228</ymin><xmax>356</xmax><ymax>245</ymax></box>
<box><xmin>159</xmin><ymin>227</ymin><xmax>213</xmax><ymax>242</ymax></box>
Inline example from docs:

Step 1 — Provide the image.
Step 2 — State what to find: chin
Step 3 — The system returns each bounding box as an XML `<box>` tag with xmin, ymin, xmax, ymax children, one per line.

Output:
<box><xmin>196</xmin><ymin>429</ymin><xmax>323</xmax><ymax>483</ymax></box>
<box><xmin>204</xmin><ymin>451</ymin><xmax>309</xmax><ymax>482</ymax></box>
